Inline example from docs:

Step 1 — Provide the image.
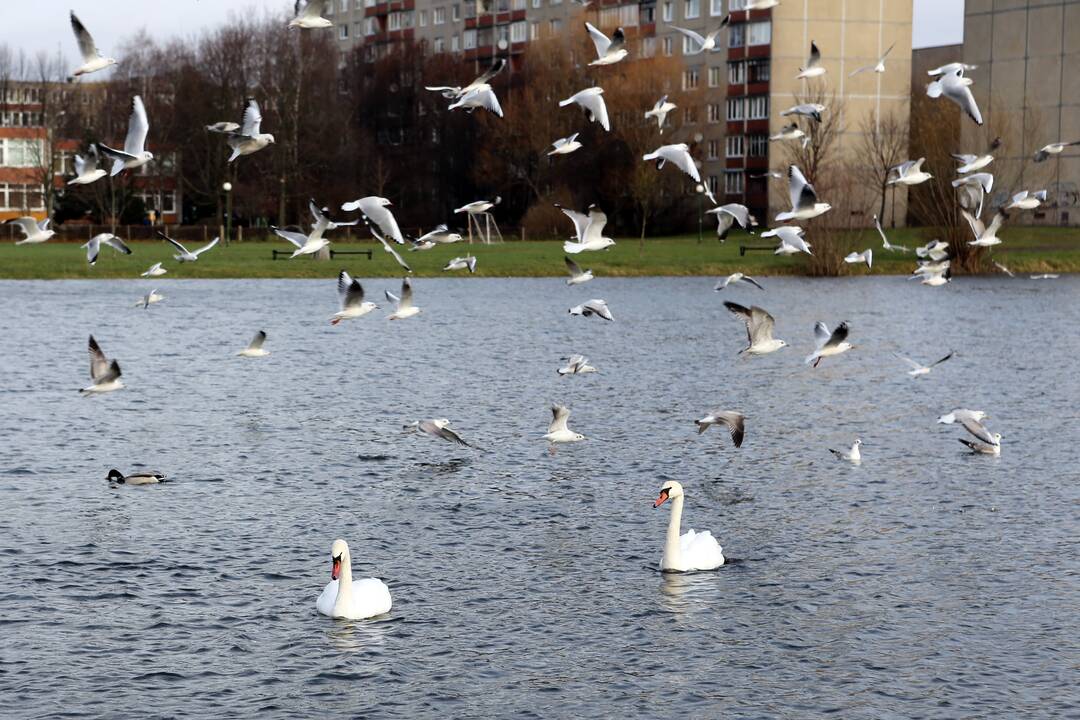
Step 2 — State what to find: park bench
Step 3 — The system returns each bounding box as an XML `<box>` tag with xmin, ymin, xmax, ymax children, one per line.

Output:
<box><xmin>272</xmin><ymin>249</ymin><xmax>373</xmax><ymax>260</ymax></box>
<box><xmin>739</xmin><ymin>244</ymin><xmax>775</xmax><ymax>256</ymax></box>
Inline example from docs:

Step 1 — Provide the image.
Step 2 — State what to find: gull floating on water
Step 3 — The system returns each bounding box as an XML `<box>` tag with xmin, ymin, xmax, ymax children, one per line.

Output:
<box><xmin>643</xmin><ymin>143</ymin><xmax>701</xmax><ymax>183</ymax></box>
<box><xmin>404</xmin><ymin>419</ymin><xmax>473</xmax><ymax>447</ymax></box>
<box><xmin>1030</xmin><ymin>273</ymin><xmax>1060</xmax><ymax>280</ymax></box>
<box><xmin>559</xmin><ymin>87</ymin><xmax>610</xmax><ymax>131</ymax></box>
<box><xmin>706</xmin><ymin>204</ymin><xmax>756</xmax><ymax>241</ymax></box>
<box><xmin>544</xmin><ymin>405</ymin><xmax>585</xmax><ymax>444</ymax></box>
<box><xmin>776</xmin><ymin>165</ymin><xmax>831</xmax><ymax>222</ymax></box>
<box><xmin>559</xmin><ymin>205</ymin><xmax>615</xmax><ymax>253</ymax></box>
<box><xmin>331</xmin><ymin>270</ymin><xmax>378</xmax><ymax>324</ymax></box>
<box><xmin>895</xmin><ymin>350</ymin><xmax>954</xmax><ymax>377</ymax></box>
<box><xmin>343</xmin><ymin>196</ymin><xmax>404</xmax><ymax>244</ymax></box>
<box><xmin>9</xmin><ymin>217</ymin><xmax>55</xmax><ymax>245</ymax></box>
<box><xmin>80</xmin><ymin>335</ymin><xmax>123</xmax><ymax>394</ymax></box>
<box><xmin>289</xmin><ymin>0</ymin><xmax>333</xmax><ymax>28</ymax></box>
<box><xmin>237</xmin><ymin>330</ymin><xmax>269</xmax><ymax>357</ymax></box>
<box><xmin>569</xmin><ymin>299</ymin><xmax>614</xmax><ymax>321</ymax></box>
<box><xmin>927</xmin><ymin>67</ymin><xmax>983</xmax><ymax>125</ymax></box>
<box><xmin>669</xmin><ymin>20</ymin><xmax>728</xmax><ymax>55</ymax></box>
<box><xmin>548</xmin><ymin>133</ymin><xmax>582</xmax><ymax>156</ymax></box>
<box><xmin>694</xmin><ymin>410</ymin><xmax>745</xmax><ymax>447</ymax></box>
<box><xmin>69</xmin><ymin>11</ymin><xmax>117</xmax><ymax>77</ymax></box>
<box><xmin>723</xmin><ymin>302</ymin><xmax>787</xmax><ymax>354</ymax></box>
<box><xmin>644</xmin><ymin>95</ymin><xmax>676</xmax><ymax>134</ymax></box>
<box><xmin>386</xmin><ymin>277</ymin><xmax>420</xmax><ymax>320</ymax></box>
<box><xmin>796</xmin><ymin>41</ymin><xmax>826</xmax><ymax>79</ymax></box>
<box><xmin>849</xmin><ymin>43</ymin><xmax>895</xmax><ymax>76</ymax></box>
<box><xmin>780</xmin><ymin>103</ymin><xmax>826</xmax><ymax>123</ymax></box>
<box><xmin>888</xmin><ymin>158</ymin><xmax>932</xmax><ymax>186</ymax></box>
<box><xmin>558</xmin><ymin>355</ymin><xmax>597</xmax><ymax>376</ymax></box>
<box><xmin>83</xmin><ymin>233</ymin><xmax>132</xmax><ymax>265</ymax></box>
<box><xmin>224</xmin><ymin>99</ymin><xmax>275</xmax><ymax>162</ymax></box>
<box><xmin>158</xmin><ymin>232</ymin><xmax>218</xmax><ymax>262</ymax></box>
<box><xmin>844</xmin><ymin>249</ymin><xmax>873</xmax><ymax>270</ymax></box>
<box><xmin>135</xmin><ymin>289</ymin><xmax>164</xmax><ymax>309</ymax></box>
<box><xmin>1033</xmin><ymin>140</ymin><xmax>1080</xmax><ymax>163</ymax></box>
<box><xmin>98</xmin><ymin>96</ymin><xmax>153</xmax><ymax>176</ymax></box>
<box><xmin>564</xmin><ymin>256</ymin><xmax>594</xmax><ymax>285</ymax></box>
<box><xmin>829</xmin><ymin>438</ymin><xmax>862</xmax><ymax>463</ymax></box>
<box><xmin>585</xmin><ymin>22</ymin><xmax>628</xmax><ymax>65</ymax></box>
<box><xmin>763</xmin><ymin>225</ymin><xmax>812</xmax><ymax>255</ymax></box>
<box><xmin>443</xmin><ymin>256</ymin><xmax>477</xmax><ymax>273</ymax></box>
<box><xmin>873</xmin><ymin>215</ymin><xmax>909</xmax><ymax>252</ymax></box>
<box><xmin>1006</xmin><ymin>190</ymin><xmax>1046</xmax><ymax>211</ymax></box>
<box><xmin>715</xmin><ymin>272</ymin><xmax>763</xmax><ymax>291</ymax></box>
<box><xmin>806</xmin><ymin>321</ymin><xmax>853</xmax><ymax>367</ymax></box>
<box><xmin>68</xmin><ymin>145</ymin><xmax>107</xmax><ymax>185</ymax></box>
<box><xmin>141</xmin><ymin>262</ymin><xmax>167</xmax><ymax>277</ymax></box>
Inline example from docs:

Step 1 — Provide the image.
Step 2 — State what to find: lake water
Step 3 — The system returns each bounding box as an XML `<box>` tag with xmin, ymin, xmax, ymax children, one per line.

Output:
<box><xmin>1</xmin><ymin>275</ymin><xmax>1078</xmax><ymax>718</ymax></box>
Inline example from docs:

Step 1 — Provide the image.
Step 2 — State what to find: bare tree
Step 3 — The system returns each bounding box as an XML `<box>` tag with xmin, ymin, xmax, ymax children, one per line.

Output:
<box><xmin>854</xmin><ymin>110</ymin><xmax>909</xmax><ymax>225</ymax></box>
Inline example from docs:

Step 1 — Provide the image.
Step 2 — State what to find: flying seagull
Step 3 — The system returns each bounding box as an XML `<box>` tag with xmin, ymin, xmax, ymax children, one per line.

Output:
<box><xmin>206</xmin><ymin>121</ymin><xmax>240</xmax><ymax>134</ymax></box>
<box><xmin>644</xmin><ymin>95</ymin><xmax>677</xmax><ymax>134</ymax></box>
<box><xmin>962</xmin><ymin>209</ymin><xmax>1006</xmax><ymax>247</ymax></box>
<box><xmin>9</xmin><ymin>217</ymin><xmax>55</xmax><ymax>245</ymax></box>
<box><xmin>993</xmin><ymin>260</ymin><xmax>1014</xmax><ymax>277</ymax></box>
<box><xmin>564</xmin><ymin>256</ymin><xmax>594</xmax><ymax>285</ymax></box>
<box><xmin>289</xmin><ymin>0</ymin><xmax>333</xmax><ymax>28</ymax></box>
<box><xmin>796</xmin><ymin>41</ymin><xmax>826</xmax><ymax>79</ymax></box>
<box><xmin>412</xmin><ymin>225</ymin><xmax>462</xmax><ymax>248</ymax></box>
<box><xmin>558</xmin><ymin>355</ymin><xmax>597</xmax><ymax>376</ymax></box>
<box><xmin>920</xmin><ymin>267</ymin><xmax>952</xmax><ymax>286</ymax></box>
<box><xmin>1030</xmin><ymin>273</ymin><xmax>1060</xmax><ymax>280</ymax></box>
<box><xmin>952</xmin><ymin>173</ymin><xmax>994</xmax><ymax>218</ymax></box>
<box><xmin>404</xmin><ymin>419</ymin><xmax>473</xmax><ymax>447</ymax></box>
<box><xmin>1033</xmin><ymin>140</ymin><xmax>1080</xmax><ymax>162</ymax></box>
<box><xmin>706</xmin><ymin>203</ymin><xmax>756</xmax><ymax>240</ymax></box>
<box><xmin>559</xmin><ymin>205</ymin><xmax>616</xmax><ymax>253</ymax></box>
<box><xmin>342</xmin><ymin>196</ymin><xmax>404</xmax><ymax>244</ymax></box>
<box><xmin>888</xmin><ymin>158</ymin><xmax>933</xmax><ymax>186</ymax></box>
<box><xmin>362</xmin><ymin>217</ymin><xmax>412</xmax><ymax>273</ymax></box>
<box><xmin>559</xmin><ymin>87</ymin><xmax>610</xmax><ymax>131</ymax></box>
<box><xmin>957</xmin><ymin>416</ymin><xmax>1001</xmax><ymax>455</ymax></box>
<box><xmin>844</xmin><ymin>249</ymin><xmax>873</xmax><ymax>270</ymax></box>
<box><xmin>80</xmin><ymin>336</ymin><xmax>123</xmax><ymax>394</ymax></box>
<box><xmin>723</xmin><ymin>302</ymin><xmax>786</xmax><ymax>354</ymax></box>
<box><xmin>776</xmin><ymin>165</ymin><xmax>831</xmax><ymax>222</ymax></box>
<box><xmin>426</xmin><ymin>58</ymin><xmax>505</xmax><ymax>99</ymax></box>
<box><xmin>927</xmin><ymin>62</ymin><xmax>977</xmax><ymax>76</ymax></box>
<box><xmin>874</xmin><ymin>214</ymin><xmax>909</xmax><ymax>252</ymax></box>
<box><xmin>643</xmin><ymin>143</ymin><xmax>701</xmax><ymax>183</ymax></box>
<box><xmin>849</xmin><ymin>43</ymin><xmax>895</xmax><ymax>76</ymax></box>
<box><xmin>448</xmin><ymin>84</ymin><xmax>504</xmax><ymax>117</ymax></box>
<box><xmin>569</xmin><ymin>299</ymin><xmax>614</xmax><ymax>321</ymax></box>
<box><xmin>549</xmin><ymin>133</ymin><xmax>583</xmax><ymax>156</ymax></box>
<box><xmin>386</xmin><ymin>277</ymin><xmax>420</xmax><ymax>320</ymax></box>
<box><xmin>916</xmin><ymin>238</ymin><xmax>951</xmax><ymax>262</ymax></box>
<box><xmin>770</xmin><ymin>122</ymin><xmax>806</xmax><ymax>144</ymax></box>
<box><xmin>806</xmin><ymin>321</ymin><xmax>853</xmax><ymax>367</ymax></box>
<box><xmin>68</xmin><ymin>145</ymin><xmax>107</xmax><ymax>185</ymax></box>
<box><xmin>134</xmin><ymin>289</ymin><xmax>164</xmax><ymax>309</ymax></box>
<box><xmin>98</xmin><ymin>96</ymin><xmax>153</xmax><ymax>176</ymax></box>
<box><xmin>455</xmin><ymin>197</ymin><xmax>501</xmax><ymax>215</ymax></box>
<box><xmin>668</xmin><ymin>20</ymin><xmax>729</xmax><ymax>55</ymax></box>
<box><xmin>544</xmin><ymin>405</ymin><xmax>585</xmax><ymax>445</ymax></box>
<box><xmin>237</xmin><ymin>331</ymin><xmax>270</xmax><ymax>357</ymax></box>
<box><xmin>714</xmin><ymin>273</ymin><xmax>764</xmax><ymax>291</ymax></box>
<box><xmin>331</xmin><ymin>270</ymin><xmax>378</xmax><ymax>325</ymax></box>
<box><xmin>763</xmin><ymin>226</ymin><xmax>812</xmax><ymax>255</ymax></box>
<box><xmin>158</xmin><ymin>232</ymin><xmax>219</xmax><ymax>262</ymax></box>
<box><xmin>952</xmin><ymin>151</ymin><xmax>994</xmax><ymax>174</ymax></box>
<box><xmin>69</xmin><ymin>12</ymin><xmax>117</xmax><ymax>77</ymax></box>
<box><xmin>141</xmin><ymin>262</ymin><xmax>167</xmax><ymax>277</ymax></box>
<box><xmin>225</xmin><ymin>99</ymin><xmax>275</xmax><ymax>162</ymax></box>
<box><xmin>1006</xmin><ymin>190</ymin><xmax>1047</xmax><ymax>211</ymax></box>
<box><xmin>829</xmin><ymin>438</ymin><xmax>862</xmax><ymax>463</ymax></box>
<box><xmin>780</xmin><ymin>103</ymin><xmax>826</xmax><ymax>123</ymax></box>
<box><xmin>927</xmin><ymin>67</ymin><xmax>983</xmax><ymax>125</ymax></box>
<box><xmin>694</xmin><ymin>410</ymin><xmax>745</xmax><ymax>447</ymax></box>
<box><xmin>585</xmin><ymin>22</ymin><xmax>628</xmax><ymax>65</ymax></box>
<box><xmin>83</xmin><ymin>233</ymin><xmax>131</xmax><ymax>265</ymax></box>
<box><xmin>271</xmin><ymin>225</ymin><xmax>329</xmax><ymax>258</ymax></box>
<box><xmin>443</xmin><ymin>256</ymin><xmax>478</xmax><ymax>273</ymax></box>
<box><xmin>938</xmin><ymin>409</ymin><xmax>987</xmax><ymax>425</ymax></box>
<box><xmin>895</xmin><ymin>351</ymin><xmax>954</xmax><ymax>377</ymax></box>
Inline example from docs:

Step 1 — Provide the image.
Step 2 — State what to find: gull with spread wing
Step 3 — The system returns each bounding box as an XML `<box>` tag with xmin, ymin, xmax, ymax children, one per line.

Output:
<box><xmin>849</xmin><ymin>43</ymin><xmax>895</xmax><ymax>77</ymax></box>
<box><xmin>558</xmin><ymin>355</ymin><xmax>597</xmax><ymax>376</ymax></box>
<box><xmin>158</xmin><ymin>232</ymin><xmax>219</xmax><ymax>262</ymax></box>
<box><xmin>68</xmin><ymin>145</ymin><xmax>107</xmax><ymax>185</ymax></box>
<box><xmin>569</xmin><ymin>299</ymin><xmax>614</xmax><ymax>321</ymax></box>
<box><xmin>98</xmin><ymin>96</ymin><xmax>153</xmax><ymax>176</ymax></box>
<box><xmin>585</xmin><ymin>23</ymin><xmax>628</xmax><ymax>65</ymax></box>
<box><xmin>706</xmin><ymin>203</ymin><xmax>756</xmax><ymax>240</ymax></box>
<box><xmin>404</xmin><ymin>419</ymin><xmax>474</xmax><ymax>447</ymax></box>
<box><xmin>715</xmin><ymin>273</ymin><xmax>764</xmax><ymax>291</ymax></box>
<box><xmin>9</xmin><ymin>217</ymin><xmax>55</xmax><ymax>245</ymax></box>
<box><xmin>224</xmin><ymin>99</ymin><xmax>275</xmax><ymax>162</ymax></box>
<box><xmin>895</xmin><ymin>350</ymin><xmax>954</xmax><ymax>377</ymax></box>
<box><xmin>694</xmin><ymin>410</ymin><xmax>745</xmax><ymax>447</ymax></box>
<box><xmin>69</xmin><ymin>12</ymin><xmax>117</xmax><ymax>77</ymax></box>
<box><xmin>237</xmin><ymin>331</ymin><xmax>270</xmax><ymax>357</ymax></box>
<box><xmin>559</xmin><ymin>205</ymin><xmax>616</xmax><ymax>253</ymax></box>
<box><xmin>644</xmin><ymin>95</ymin><xmax>677</xmax><ymax>134</ymax></box>
<box><xmin>289</xmin><ymin>0</ymin><xmax>333</xmax><ymax>28</ymax></box>
<box><xmin>386</xmin><ymin>277</ymin><xmax>420</xmax><ymax>320</ymax></box>
<box><xmin>331</xmin><ymin>270</ymin><xmax>378</xmax><ymax>325</ymax></box>
<box><xmin>559</xmin><ymin>87</ymin><xmax>610</xmax><ymax>131</ymax></box>
<box><xmin>796</xmin><ymin>41</ymin><xmax>826</xmax><ymax>79</ymax></box>
<box><xmin>564</xmin><ymin>256</ymin><xmax>594</xmax><ymax>285</ymax></box>
<box><xmin>643</xmin><ymin>143</ymin><xmax>701</xmax><ymax>183</ymax></box>
<box><xmin>723</xmin><ymin>302</ymin><xmax>786</xmax><ymax>354</ymax></box>
<box><xmin>83</xmin><ymin>233</ymin><xmax>131</xmax><ymax>265</ymax></box>
<box><xmin>80</xmin><ymin>336</ymin><xmax>123</xmax><ymax>394</ymax></box>
<box><xmin>805</xmin><ymin>321</ymin><xmax>853</xmax><ymax>368</ymax></box>
<box><xmin>874</xmin><ymin>214</ymin><xmax>909</xmax><ymax>252</ymax></box>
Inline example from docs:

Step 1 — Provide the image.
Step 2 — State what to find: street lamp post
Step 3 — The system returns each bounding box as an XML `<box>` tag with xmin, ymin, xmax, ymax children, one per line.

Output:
<box><xmin>695</xmin><ymin>183</ymin><xmax>705</xmax><ymax>244</ymax></box>
<box><xmin>223</xmin><ymin>181</ymin><xmax>233</xmax><ymax>246</ymax></box>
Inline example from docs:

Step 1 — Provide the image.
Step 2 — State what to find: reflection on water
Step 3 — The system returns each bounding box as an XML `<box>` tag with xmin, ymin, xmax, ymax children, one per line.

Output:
<box><xmin>0</xmin><ymin>276</ymin><xmax>1078</xmax><ymax>718</ymax></box>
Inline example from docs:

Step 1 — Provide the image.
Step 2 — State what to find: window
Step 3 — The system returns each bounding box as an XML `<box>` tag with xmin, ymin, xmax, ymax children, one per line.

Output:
<box><xmin>747</xmin><ymin>95</ymin><xmax>768</xmax><ymax>119</ymax></box>
<box><xmin>513</xmin><ymin>0</ymin><xmax>527</xmax><ymax>9</ymax></box>
<box><xmin>682</xmin><ymin>68</ymin><xmax>699</xmax><ymax>89</ymax></box>
<box><xmin>662</xmin><ymin>2</ymin><xmax>673</xmax><ymax>22</ymax></box>
<box><xmin>600</xmin><ymin>7</ymin><xmax>620</xmax><ymax>26</ymax></box>
<box><xmin>748</xmin><ymin>20</ymin><xmax>770</xmax><ymax>45</ymax></box>
<box><xmin>364</xmin><ymin>17</ymin><xmax>378</xmax><ymax>35</ymax></box>
<box><xmin>683</xmin><ymin>107</ymin><xmax>697</xmax><ymax>124</ymax></box>
<box><xmin>726</xmin><ymin>135</ymin><xmax>744</xmax><ymax>156</ymax></box>
<box><xmin>0</xmin><ymin>138</ymin><xmax>43</xmax><ymax>167</ymax></box>
<box><xmin>663</xmin><ymin>37</ymin><xmax>673</xmax><ymax>56</ymax></box>
<box><xmin>707</xmin><ymin>175</ymin><xmax>719</xmax><ymax>197</ymax></box>
<box><xmin>707</xmin><ymin>140</ymin><xmax>720</xmax><ymax>160</ymax></box>
<box><xmin>729</xmin><ymin>0</ymin><xmax>747</xmax><ymax>8</ymax></box>
<box><xmin>420</xmin><ymin>9</ymin><xmax>428</xmax><ymax>26</ymax></box>
<box><xmin>452</xmin><ymin>4</ymin><xmax>461</xmax><ymax>20</ymax></box>
<box><xmin>388</xmin><ymin>12</ymin><xmax>401</xmax><ymax>30</ymax></box>
<box><xmin>709</xmin><ymin>66</ymin><xmax>722</xmax><ymax>87</ymax></box>
<box><xmin>728</xmin><ymin>61</ymin><xmax>745</xmax><ymax>84</ymax></box>
<box><xmin>711</xmin><ymin>0</ymin><xmax>723</xmax><ymax>15</ymax></box>
<box><xmin>642</xmin><ymin>4</ymin><xmax>655</xmax><ymax>22</ymax></box>
<box><xmin>728</xmin><ymin>24</ymin><xmax>744</xmax><ymax>47</ymax></box>
<box><xmin>434</xmin><ymin>7</ymin><xmax>446</xmax><ymax>24</ymax></box>
<box><xmin>533</xmin><ymin>0</ymin><xmax>541</xmax><ymax>6</ymax></box>
<box><xmin>530</xmin><ymin>21</ymin><xmax>540</xmax><ymax>40</ymax></box>
<box><xmin>452</xmin><ymin>34</ymin><xmax>460</xmax><ymax>51</ymax></box>
<box><xmin>684</xmin><ymin>0</ymin><xmax>699</xmax><ymax>19</ymax></box>
<box><xmin>641</xmin><ymin>36</ymin><xmax>655</xmax><ymax>57</ymax></box>
<box><xmin>511</xmin><ymin>20</ymin><xmax>526</xmax><ymax>42</ymax></box>
<box><xmin>338</xmin><ymin>0</ymin><xmax>347</xmax><ymax>12</ymax></box>
<box><xmin>339</xmin><ymin>24</ymin><xmax>349</xmax><ymax>39</ymax></box>
<box><xmin>749</xmin><ymin>134</ymin><xmax>768</xmax><ymax>156</ymax></box>
<box><xmin>748</xmin><ymin>58</ymin><xmax>770</xmax><ymax>82</ymax></box>
<box><xmin>682</xmin><ymin>36</ymin><xmax>698</xmax><ymax>54</ymax></box>
<box><xmin>708</xmin><ymin>103</ymin><xmax>722</xmax><ymax>123</ymax></box>
<box><xmin>620</xmin><ymin>4</ymin><xmax>639</xmax><ymax>25</ymax></box>
<box><xmin>725</xmin><ymin>170</ymin><xmax>744</xmax><ymax>194</ymax></box>
<box><xmin>549</xmin><ymin>18</ymin><xmax>562</xmax><ymax>34</ymax></box>
<box><xmin>0</xmin><ymin>183</ymin><xmax>45</xmax><ymax>211</ymax></box>
<box><xmin>365</xmin><ymin>0</ymin><xmax>377</xmax><ymax>6</ymax></box>
<box><xmin>434</xmin><ymin>37</ymin><xmax>445</xmax><ymax>52</ymax></box>
<box><xmin>463</xmin><ymin>28</ymin><xmax>477</xmax><ymax>48</ymax></box>
<box><xmin>726</xmin><ymin>97</ymin><xmax>744</xmax><ymax>120</ymax></box>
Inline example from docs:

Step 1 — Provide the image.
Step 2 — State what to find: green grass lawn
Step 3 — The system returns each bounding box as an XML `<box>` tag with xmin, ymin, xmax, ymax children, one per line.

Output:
<box><xmin>1</xmin><ymin>226</ymin><xmax>1077</xmax><ymax>279</ymax></box>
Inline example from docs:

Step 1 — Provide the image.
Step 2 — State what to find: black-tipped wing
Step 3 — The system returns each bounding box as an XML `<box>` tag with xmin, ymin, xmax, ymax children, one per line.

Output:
<box><xmin>70</xmin><ymin>12</ymin><xmax>99</xmax><ymax>62</ymax></box>
<box><xmin>929</xmin><ymin>351</ymin><xmax>955</xmax><ymax>368</ymax></box>
<box><xmin>824</xmin><ymin>322</ymin><xmax>849</xmax><ymax>348</ymax></box>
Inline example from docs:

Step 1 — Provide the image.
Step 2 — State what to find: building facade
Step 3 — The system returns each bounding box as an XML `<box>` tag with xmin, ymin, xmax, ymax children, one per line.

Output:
<box><xmin>330</xmin><ymin>0</ymin><xmax>911</xmax><ymax>221</ymax></box>
<box><xmin>962</xmin><ymin>0</ymin><xmax>1080</xmax><ymax>225</ymax></box>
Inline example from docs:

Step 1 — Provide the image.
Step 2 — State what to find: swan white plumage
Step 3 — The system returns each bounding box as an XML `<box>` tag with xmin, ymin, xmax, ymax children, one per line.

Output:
<box><xmin>316</xmin><ymin>539</ymin><xmax>392</xmax><ymax>620</ymax></box>
<box><xmin>653</xmin><ymin>481</ymin><xmax>724</xmax><ymax>572</ymax></box>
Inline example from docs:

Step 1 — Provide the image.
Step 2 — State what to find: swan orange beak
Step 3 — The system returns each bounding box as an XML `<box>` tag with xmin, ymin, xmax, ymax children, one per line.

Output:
<box><xmin>331</xmin><ymin>556</ymin><xmax>341</xmax><ymax>580</ymax></box>
<box><xmin>653</xmin><ymin>490</ymin><xmax>669</xmax><ymax>508</ymax></box>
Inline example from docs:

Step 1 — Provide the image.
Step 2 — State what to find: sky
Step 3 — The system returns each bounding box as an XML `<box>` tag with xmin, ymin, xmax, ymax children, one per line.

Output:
<box><xmin>6</xmin><ymin>0</ymin><xmax>965</xmax><ymax>61</ymax></box>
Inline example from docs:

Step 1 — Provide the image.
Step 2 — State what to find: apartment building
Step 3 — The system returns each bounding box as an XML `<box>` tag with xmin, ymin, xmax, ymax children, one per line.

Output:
<box><xmin>330</xmin><ymin>0</ymin><xmax>912</xmax><ymax>221</ymax></box>
<box><xmin>961</xmin><ymin>0</ymin><xmax>1080</xmax><ymax>225</ymax></box>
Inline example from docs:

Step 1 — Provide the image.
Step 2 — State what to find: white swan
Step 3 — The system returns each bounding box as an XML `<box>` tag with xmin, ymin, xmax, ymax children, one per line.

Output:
<box><xmin>653</xmin><ymin>481</ymin><xmax>724</xmax><ymax>572</ymax></box>
<box><xmin>316</xmin><ymin>539</ymin><xmax>392</xmax><ymax>620</ymax></box>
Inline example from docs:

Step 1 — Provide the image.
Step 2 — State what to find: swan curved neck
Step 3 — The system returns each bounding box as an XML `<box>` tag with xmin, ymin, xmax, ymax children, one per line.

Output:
<box><xmin>335</xmin><ymin>554</ymin><xmax>354</xmax><ymax>607</ymax></box>
<box><xmin>663</xmin><ymin>495</ymin><xmax>684</xmax><ymax>568</ymax></box>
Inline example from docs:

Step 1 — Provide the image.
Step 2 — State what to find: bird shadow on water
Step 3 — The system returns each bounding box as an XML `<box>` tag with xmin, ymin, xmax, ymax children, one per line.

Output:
<box><xmin>412</xmin><ymin>458</ymin><xmax>471</xmax><ymax>476</ymax></box>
